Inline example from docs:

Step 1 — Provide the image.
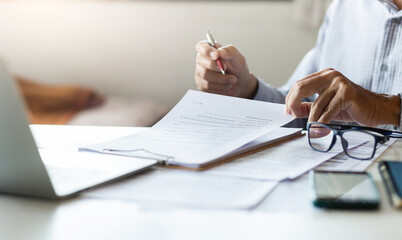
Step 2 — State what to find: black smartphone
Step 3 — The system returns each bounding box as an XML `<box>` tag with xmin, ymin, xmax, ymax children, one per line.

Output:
<box><xmin>310</xmin><ymin>171</ymin><xmax>380</xmax><ymax>209</ymax></box>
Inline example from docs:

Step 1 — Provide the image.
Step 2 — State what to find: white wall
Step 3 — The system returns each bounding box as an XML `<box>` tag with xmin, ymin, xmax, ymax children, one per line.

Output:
<box><xmin>0</xmin><ymin>0</ymin><xmax>317</xmax><ymax>107</ymax></box>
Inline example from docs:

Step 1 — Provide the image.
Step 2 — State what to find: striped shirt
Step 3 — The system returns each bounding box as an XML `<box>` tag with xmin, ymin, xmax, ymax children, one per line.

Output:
<box><xmin>254</xmin><ymin>0</ymin><xmax>402</xmax><ymax>129</ymax></box>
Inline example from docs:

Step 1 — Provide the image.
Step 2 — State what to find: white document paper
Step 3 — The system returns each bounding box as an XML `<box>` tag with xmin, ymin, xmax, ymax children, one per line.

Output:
<box><xmin>315</xmin><ymin>139</ymin><xmax>396</xmax><ymax>172</ymax></box>
<box><xmin>205</xmin><ymin>135</ymin><xmax>351</xmax><ymax>181</ymax></box>
<box><xmin>84</xmin><ymin>167</ymin><xmax>278</xmax><ymax>210</ymax></box>
<box><xmin>82</xmin><ymin>90</ymin><xmax>294</xmax><ymax>168</ymax></box>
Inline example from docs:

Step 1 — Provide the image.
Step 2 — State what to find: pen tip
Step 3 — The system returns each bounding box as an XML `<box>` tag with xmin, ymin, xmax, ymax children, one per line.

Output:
<box><xmin>221</xmin><ymin>69</ymin><xmax>226</xmax><ymax>75</ymax></box>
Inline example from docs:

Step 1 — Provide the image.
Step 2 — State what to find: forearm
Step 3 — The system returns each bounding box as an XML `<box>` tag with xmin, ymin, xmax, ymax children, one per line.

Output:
<box><xmin>376</xmin><ymin>94</ymin><xmax>401</xmax><ymax>127</ymax></box>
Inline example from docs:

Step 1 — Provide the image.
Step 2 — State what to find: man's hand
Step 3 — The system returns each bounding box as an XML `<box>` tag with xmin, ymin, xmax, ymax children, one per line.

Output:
<box><xmin>195</xmin><ymin>41</ymin><xmax>257</xmax><ymax>99</ymax></box>
<box><xmin>285</xmin><ymin>68</ymin><xmax>401</xmax><ymax>127</ymax></box>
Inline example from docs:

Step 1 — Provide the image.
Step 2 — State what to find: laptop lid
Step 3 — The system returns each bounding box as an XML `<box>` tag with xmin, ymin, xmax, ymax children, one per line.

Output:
<box><xmin>0</xmin><ymin>59</ymin><xmax>57</xmax><ymax>199</ymax></box>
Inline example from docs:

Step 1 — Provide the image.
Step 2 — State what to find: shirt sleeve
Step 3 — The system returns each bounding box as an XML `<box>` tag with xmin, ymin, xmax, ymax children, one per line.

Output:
<box><xmin>253</xmin><ymin>77</ymin><xmax>287</xmax><ymax>103</ymax></box>
<box><xmin>253</xmin><ymin>1</ymin><xmax>335</xmax><ymax>103</ymax></box>
<box><xmin>253</xmin><ymin>47</ymin><xmax>322</xmax><ymax>103</ymax></box>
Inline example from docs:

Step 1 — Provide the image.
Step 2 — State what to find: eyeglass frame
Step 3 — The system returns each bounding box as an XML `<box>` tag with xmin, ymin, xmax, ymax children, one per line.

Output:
<box><xmin>306</xmin><ymin>122</ymin><xmax>402</xmax><ymax>160</ymax></box>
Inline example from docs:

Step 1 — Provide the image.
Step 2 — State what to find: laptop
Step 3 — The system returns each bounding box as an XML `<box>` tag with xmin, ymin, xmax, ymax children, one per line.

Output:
<box><xmin>0</xmin><ymin>59</ymin><xmax>157</xmax><ymax>199</ymax></box>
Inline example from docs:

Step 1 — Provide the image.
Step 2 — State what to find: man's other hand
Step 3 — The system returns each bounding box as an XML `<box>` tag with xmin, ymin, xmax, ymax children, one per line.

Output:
<box><xmin>285</xmin><ymin>68</ymin><xmax>401</xmax><ymax>127</ymax></box>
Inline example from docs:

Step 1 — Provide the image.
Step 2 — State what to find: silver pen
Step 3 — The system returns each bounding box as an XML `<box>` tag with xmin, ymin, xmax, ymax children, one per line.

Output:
<box><xmin>206</xmin><ymin>30</ymin><xmax>226</xmax><ymax>75</ymax></box>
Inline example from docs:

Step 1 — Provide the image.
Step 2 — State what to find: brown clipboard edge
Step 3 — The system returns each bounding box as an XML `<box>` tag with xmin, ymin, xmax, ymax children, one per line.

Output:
<box><xmin>161</xmin><ymin>130</ymin><xmax>305</xmax><ymax>172</ymax></box>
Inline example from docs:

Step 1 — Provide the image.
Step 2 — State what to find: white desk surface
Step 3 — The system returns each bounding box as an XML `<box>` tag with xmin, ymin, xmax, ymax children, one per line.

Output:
<box><xmin>1</xmin><ymin>125</ymin><xmax>401</xmax><ymax>240</ymax></box>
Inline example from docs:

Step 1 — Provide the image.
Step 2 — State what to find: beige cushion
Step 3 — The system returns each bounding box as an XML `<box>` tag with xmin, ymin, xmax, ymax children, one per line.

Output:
<box><xmin>67</xmin><ymin>97</ymin><xmax>169</xmax><ymax>127</ymax></box>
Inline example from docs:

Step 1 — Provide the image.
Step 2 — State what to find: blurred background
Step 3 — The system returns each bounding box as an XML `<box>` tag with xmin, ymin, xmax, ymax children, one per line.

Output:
<box><xmin>0</xmin><ymin>0</ymin><xmax>330</xmax><ymax>126</ymax></box>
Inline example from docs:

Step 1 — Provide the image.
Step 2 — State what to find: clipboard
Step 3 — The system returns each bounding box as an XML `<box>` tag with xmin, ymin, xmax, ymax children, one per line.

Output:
<box><xmin>81</xmin><ymin>127</ymin><xmax>303</xmax><ymax>170</ymax></box>
<box><xmin>166</xmin><ymin>130</ymin><xmax>304</xmax><ymax>171</ymax></box>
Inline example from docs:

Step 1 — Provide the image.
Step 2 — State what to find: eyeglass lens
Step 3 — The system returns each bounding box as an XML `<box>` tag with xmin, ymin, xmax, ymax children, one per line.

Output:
<box><xmin>341</xmin><ymin>131</ymin><xmax>376</xmax><ymax>159</ymax></box>
<box><xmin>308</xmin><ymin>124</ymin><xmax>377</xmax><ymax>159</ymax></box>
<box><xmin>308</xmin><ymin>124</ymin><xmax>334</xmax><ymax>151</ymax></box>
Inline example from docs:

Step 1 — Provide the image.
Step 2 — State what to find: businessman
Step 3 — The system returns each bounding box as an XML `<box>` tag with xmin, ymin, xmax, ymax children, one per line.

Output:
<box><xmin>194</xmin><ymin>0</ymin><xmax>402</xmax><ymax>129</ymax></box>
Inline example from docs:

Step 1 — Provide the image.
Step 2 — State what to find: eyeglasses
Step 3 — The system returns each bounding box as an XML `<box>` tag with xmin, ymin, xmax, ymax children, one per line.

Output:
<box><xmin>306</xmin><ymin>122</ymin><xmax>402</xmax><ymax>160</ymax></box>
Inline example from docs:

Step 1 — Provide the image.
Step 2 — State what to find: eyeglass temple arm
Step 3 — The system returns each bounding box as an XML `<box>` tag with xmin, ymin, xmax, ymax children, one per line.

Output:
<box><xmin>315</xmin><ymin>123</ymin><xmax>402</xmax><ymax>138</ymax></box>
